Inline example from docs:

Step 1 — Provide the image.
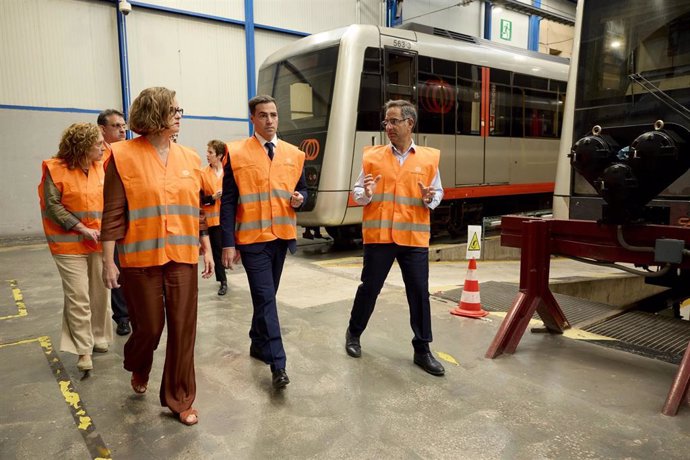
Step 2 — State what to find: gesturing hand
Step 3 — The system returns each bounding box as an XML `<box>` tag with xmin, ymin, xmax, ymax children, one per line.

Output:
<box><xmin>290</xmin><ymin>191</ymin><xmax>304</xmax><ymax>208</ymax></box>
<box><xmin>364</xmin><ymin>174</ymin><xmax>382</xmax><ymax>198</ymax></box>
<box><xmin>418</xmin><ymin>181</ymin><xmax>436</xmax><ymax>204</ymax></box>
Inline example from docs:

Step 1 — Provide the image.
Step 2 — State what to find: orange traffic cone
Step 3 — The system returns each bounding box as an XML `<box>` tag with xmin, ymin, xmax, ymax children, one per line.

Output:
<box><xmin>450</xmin><ymin>258</ymin><xmax>488</xmax><ymax>318</ymax></box>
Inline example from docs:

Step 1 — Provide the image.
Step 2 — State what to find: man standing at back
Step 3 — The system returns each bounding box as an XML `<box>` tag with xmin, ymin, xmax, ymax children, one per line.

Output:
<box><xmin>97</xmin><ymin>109</ymin><xmax>130</xmax><ymax>336</ymax></box>
<box><xmin>344</xmin><ymin>99</ymin><xmax>445</xmax><ymax>376</ymax></box>
<box><xmin>221</xmin><ymin>95</ymin><xmax>307</xmax><ymax>390</ymax></box>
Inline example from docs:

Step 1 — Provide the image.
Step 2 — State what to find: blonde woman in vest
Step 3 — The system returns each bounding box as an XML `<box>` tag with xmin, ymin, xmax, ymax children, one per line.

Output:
<box><xmin>201</xmin><ymin>139</ymin><xmax>228</xmax><ymax>295</ymax></box>
<box><xmin>344</xmin><ymin>100</ymin><xmax>446</xmax><ymax>377</ymax></box>
<box><xmin>101</xmin><ymin>87</ymin><xmax>214</xmax><ymax>426</ymax></box>
<box><xmin>220</xmin><ymin>95</ymin><xmax>307</xmax><ymax>390</ymax></box>
<box><xmin>38</xmin><ymin>123</ymin><xmax>113</xmax><ymax>373</ymax></box>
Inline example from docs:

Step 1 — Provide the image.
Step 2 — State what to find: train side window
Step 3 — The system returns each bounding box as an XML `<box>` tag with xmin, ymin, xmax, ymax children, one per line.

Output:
<box><xmin>457</xmin><ymin>63</ymin><xmax>481</xmax><ymax>135</ymax></box>
<box><xmin>522</xmin><ymin>89</ymin><xmax>559</xmax><ymax>138</ymax></box>
<box><xmin>387</xmin><ymin>52</ymin><xmax>414</xmax><ymax>86</ymax></box>
<box><xmin>514</xmin><ymin>73</ymin><xmax>549</xmax><ymax>90</ymax></box>
<box><xmin>512</xmin><ymin>74</ymin><xmax>557</xmax><ymax>138</ymax></box>
<box><xmin>363</xmin><ymin>47</ymin><xmax>381</xmax><ymax>74</ymax></box>
<box><xmin>489</xmin><ymin>69</ymin><xmax>511</xmax><ymax>137</ymax></box>
<box><xmin>357</xmin><ymin>47</ymin><xmax>383</xmax><ymax>131</ymax></box>
<box><xmin>418</xmin><ymin>55</ymin><xmax>432</xmax><ymax>74</ymax></box>
<box><xmin>418</xmin><ymin>57</ymin><xmax>456</xmax><ymax>134</ymax></box>
<box><xmin>357</xmin><ymin>73</ymin><xmax>382</xmax><ymax>131</ymax></box>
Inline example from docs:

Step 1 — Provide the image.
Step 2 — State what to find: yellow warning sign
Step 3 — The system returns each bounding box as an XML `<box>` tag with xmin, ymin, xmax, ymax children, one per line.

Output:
<box><xmin>466</xmin><ymin>225</ymin><xmax>482</xmax><ymax>259</ymax></box>
<box><xmin>468</xmin><ymin>233</ymin><xmax>481</xmax><ymax>251</ymax></box>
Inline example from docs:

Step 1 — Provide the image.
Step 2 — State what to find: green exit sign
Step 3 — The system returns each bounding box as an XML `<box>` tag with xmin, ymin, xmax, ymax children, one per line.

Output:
<box><xmin>500</xmin><ymin>19</ymin><xmax>512</xmax><ymax>41</ymax></box>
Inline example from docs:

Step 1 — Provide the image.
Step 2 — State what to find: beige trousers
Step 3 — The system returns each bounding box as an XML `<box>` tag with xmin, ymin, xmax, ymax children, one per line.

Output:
<box><xmin>53</xmin><ymin>253</ymin><xmax>113</xmax><ymax>355</ymax></box>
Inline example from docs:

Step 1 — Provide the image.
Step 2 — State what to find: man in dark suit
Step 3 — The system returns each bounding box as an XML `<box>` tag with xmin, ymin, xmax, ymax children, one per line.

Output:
<box><xmin>97</xmin><ymin>109</ymin><xmax>130</xmax><ymax>337</ymax></box>
<box><xmin>221</xmin><ymin>95</ymin><xmax>307</xmax><ymax>390</ymax></box>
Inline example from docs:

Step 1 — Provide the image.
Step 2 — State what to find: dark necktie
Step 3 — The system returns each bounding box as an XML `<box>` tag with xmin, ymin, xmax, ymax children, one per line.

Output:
<box><xmin>265</xmin><ymin>142</ymin><xmax>274</xmax><ymax>161</ymax></box>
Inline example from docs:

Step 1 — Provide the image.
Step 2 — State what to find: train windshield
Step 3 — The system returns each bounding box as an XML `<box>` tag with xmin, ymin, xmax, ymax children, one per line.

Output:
<box><xmin>258</xmin><ymin>46</ymin><xmax>339</xmax><ymax>135</ymax></box>
<box><xmin>576</xmin><ymin>1</ymin><xmax>690</xmax><ymax>127</ymax></box>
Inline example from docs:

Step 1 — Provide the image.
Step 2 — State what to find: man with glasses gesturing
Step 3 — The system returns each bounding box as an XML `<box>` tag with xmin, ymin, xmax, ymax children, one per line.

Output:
<box><xmin>344</xmin><ymin>99</ymin><xmax>445</xmax><ymax>376</ymax></box>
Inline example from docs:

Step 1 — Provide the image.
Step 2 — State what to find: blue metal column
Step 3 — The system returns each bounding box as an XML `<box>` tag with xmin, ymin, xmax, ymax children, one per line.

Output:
<box><xmin>116</xmin><ymin>8</ymin><xmax>132</xmax><ymax>139</ymax></box>
<box><xmin>528</xmin><ymin>0</ymin><xmax>541</xmax><ymax>51</ymax></box>
<box><xmin>483</xmin><ymin>2</ymin><xmax>492</xmax><ymax>40</ymax></box>
<box><xmin>244</xmin><ymin>0</ymin><xmax>256</xmax><ymax>135</ymax></box>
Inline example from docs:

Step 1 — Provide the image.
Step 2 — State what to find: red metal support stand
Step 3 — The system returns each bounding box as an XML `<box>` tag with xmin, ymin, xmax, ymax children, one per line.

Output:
<box><xmin>662</xmin><ymin>345</ymin><xmax>690</xmax><ymax>416</ymax></box>
<box><xmin>485</xmin><ymin>219</ymin><xmax>570</xmax><ymax>358</ymax></box>
<box><xmin>487</xmin><ymin>215</ymin><xmax>690</xmax><ymax>415</ymax></box>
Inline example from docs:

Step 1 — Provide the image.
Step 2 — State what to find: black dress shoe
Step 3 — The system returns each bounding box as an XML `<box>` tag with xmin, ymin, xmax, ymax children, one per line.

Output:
<box><xmin>116</xmin><ymin>320</ymin><xmax>131</xmax><ymax>336</ymax></box>
<box><xmin>272</xmin><ymin>369</ymin><xmax>290</xmax><ymax>389</ymax></box>
<box><xmin>345</xmin><ymin>329</ymin><xmax>361</xmax><ymax>358</ymax></box>
<box><xmin>414</xmin><ymin>352</ymin><xmax>445</xmax><ymax>376</ymax></box>
<box><xmin>249</xmin><ymin>345</ymin><xmax>264</xmax><ymax>362</ymax></box>
<box><xmin>218</xmin><ymin>282</ymin><xmax>228</xmax><ymax>296</ymax></box>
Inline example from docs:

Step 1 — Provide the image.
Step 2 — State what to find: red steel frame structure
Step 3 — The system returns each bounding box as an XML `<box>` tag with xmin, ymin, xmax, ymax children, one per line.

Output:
<box><xmin>486</xmin><ymin>215</ymin><xmax>690</xmax><ymax>416</ymax></box>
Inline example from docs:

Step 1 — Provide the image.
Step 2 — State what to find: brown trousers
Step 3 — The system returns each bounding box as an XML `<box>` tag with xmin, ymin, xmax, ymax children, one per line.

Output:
<box><xmin>121</xmin><ymin>262</ymin><xmax>197</xmax><ymax>414</ymax></box>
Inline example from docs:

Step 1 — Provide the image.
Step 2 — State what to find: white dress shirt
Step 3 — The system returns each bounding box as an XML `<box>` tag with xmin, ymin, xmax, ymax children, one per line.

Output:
<box><xmin>351</xmin><ymin>142</ymin><xmax>444</xmax><ymax>209</ymax></box>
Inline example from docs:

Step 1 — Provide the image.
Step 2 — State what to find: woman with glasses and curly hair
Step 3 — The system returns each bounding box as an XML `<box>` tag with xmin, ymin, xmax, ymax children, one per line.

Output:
<box><xmin>101</xmin><ymin>87</ymin><xmax>213</xmax><ymax>426</ymax></box>
<box><xmin>38</xmin><ymin>123</ymin><xmax>113</xmax><ymax>373</ymax></box>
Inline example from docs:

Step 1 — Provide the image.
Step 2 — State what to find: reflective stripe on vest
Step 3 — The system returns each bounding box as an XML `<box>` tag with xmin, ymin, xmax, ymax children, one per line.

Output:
<box><xmin>201</xmin><ymin>165</ymin><xmax>223</xmax><ymax>227</ymax></box>
<box><xmin>38</xmin><ymin>158</ymin><xmax>104</xmax><ymax>255</ymax></box>
<box><xmin>112</xmin><ymin>137</ymin><xmax>202</xmax><ymax>267</ymax></box>
<box><xmin>229</xmin><ymin>137</ymin><xmax>305</xmax><ymax>245</ymax></box>
<box><xmin>361</xmin><ymin>145</ymin><xmax>440</xmax><ymax>248</ymax></box>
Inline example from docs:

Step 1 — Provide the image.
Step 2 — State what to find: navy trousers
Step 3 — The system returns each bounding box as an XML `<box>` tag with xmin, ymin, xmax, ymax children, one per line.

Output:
<box><xmin>207</xmin><ymin>226</ymin><xmax>227</xmax><ymax>283</ymax></box>
<box><xmin>240</xmin><ymin>239</ymin><xmax>288</xmax><ymax>371</ymax></box>
<box><xmin>111</xmin><ymin>249</ymin><xmax>129</xmax><ymax>323</ymax></box>
<box><xmin>348</xmin><ymin>243</ymin><xmax>433</xmax><ymax>353</ymax></box>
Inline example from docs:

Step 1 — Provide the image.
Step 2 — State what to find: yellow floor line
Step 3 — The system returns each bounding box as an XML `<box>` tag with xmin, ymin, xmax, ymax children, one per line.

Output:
<box><xmin>0</xmin><ymin>280</ymin><xmax>28</xmax><ymax>320</ymax></box>
<box><xmin>0</xmin><ymin>336</ymin><xmax>111</xmax><ymax>459</ymax></box>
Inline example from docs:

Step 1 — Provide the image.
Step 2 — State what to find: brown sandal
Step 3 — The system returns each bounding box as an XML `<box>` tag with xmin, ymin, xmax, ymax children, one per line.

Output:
<box><xmin>177</xmin><ymin>408</ymin><xmax>199</xmax><ymax>426</ymax></box>
<box><xmin>130</xmin><ymin>373</ymin><xmax>148</xmax><ymax>394</ymax></box>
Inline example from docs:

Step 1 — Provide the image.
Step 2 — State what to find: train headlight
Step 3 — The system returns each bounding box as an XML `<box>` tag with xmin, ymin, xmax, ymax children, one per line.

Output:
<box><xmin>570</xmin><ymin>131</ymin><xmax>618</xmax><ymax>179</ymax></box>
<box><xmin>305</xmin><ymin>166</ymin><xmax>319</xmax><ymax>187</ymax></box>
<box><xmin>570</xmin><ymin>121</ymin><xmax>690</xmax><ymax>224</ymax></box>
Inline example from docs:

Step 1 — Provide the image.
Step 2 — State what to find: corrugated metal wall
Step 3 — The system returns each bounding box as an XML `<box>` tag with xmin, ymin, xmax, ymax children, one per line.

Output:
<box><xmin>255</xmin><ymin>0</ymin><xmax>360</xmax><ymax>33</ymax></box>
<box><xmin>126</xmin><ymin>9</ymin><xmax>248</xmax><ymax>119</ymax></box>
<box><xmin>135</xmin><ymin>0</ymin><xmax>245</xmax><ymax>20</ymax></box>
<box><xmin>0</xmin><ymin>0</ymin><xmax>121</xmax><ymax>109</ymax></box>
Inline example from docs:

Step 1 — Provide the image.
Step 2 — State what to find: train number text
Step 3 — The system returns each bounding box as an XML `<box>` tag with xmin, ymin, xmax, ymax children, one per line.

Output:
<box><xmin>392</xmin><ymin>39</ymin><xmax>411</xmax><ymax>50</ymax></box>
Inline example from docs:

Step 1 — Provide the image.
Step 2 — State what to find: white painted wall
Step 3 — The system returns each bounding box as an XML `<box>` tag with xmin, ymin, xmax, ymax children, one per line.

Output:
<box><xmin>491</xmin><ymin>8</ymin><xmax>530</xmax><ymax>49</ymax></box>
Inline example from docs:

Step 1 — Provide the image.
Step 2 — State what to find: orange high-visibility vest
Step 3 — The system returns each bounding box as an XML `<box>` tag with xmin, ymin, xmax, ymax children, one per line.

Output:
<box><xmin>201</xmin><ymin>165</ymin><xmax>223</xmax><ymax>227</ymax></box>
<box><xmin>111</xmin><ymin>137</ymin><xmax>202</xmax><ymax>267</ymax></box>
<box><xmin>361</xmin><ymin>145</ymin><xmax>440</xmax><ymax>248</ymax></box>
<box><xmin>38</xmin><ymin>158</ymin><xmax>104</xmax><ymax>255</ymax></box>
<box><xmin>229</xmin><ymin>137</ymin><xmax>305</xmax><ymax>245</ymax></box>
<box><xmin>102</xmin><ymin>142</ymin><xmax>113</xmax><ymax>167</ymax></box>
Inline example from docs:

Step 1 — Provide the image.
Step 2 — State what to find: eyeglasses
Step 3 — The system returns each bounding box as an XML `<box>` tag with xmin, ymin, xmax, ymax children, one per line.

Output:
<box><xmin>381</xmin><ymin>117</ymin><xmax>409</xmax><ymax>128</ymax></box>
<box><xmin>108</xmin><ymin>123</ymin><xmax>127</xmax><ymax>130</ymax></box>
<box><xmin>171</xmin><ymin>107</ymin><xmax>184</xmax><ymax>116</ymax></box>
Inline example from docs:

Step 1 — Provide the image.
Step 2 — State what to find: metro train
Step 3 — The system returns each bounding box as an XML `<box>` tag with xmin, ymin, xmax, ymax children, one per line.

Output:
<box><xmin>257</xmin><ymin>23</ymin><xmax>569</xmax><ymax>243</ymax></box>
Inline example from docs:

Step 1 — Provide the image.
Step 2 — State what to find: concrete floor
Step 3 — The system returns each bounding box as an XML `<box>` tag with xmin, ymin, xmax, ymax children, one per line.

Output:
<box><xmin>1</xmin><ymin>239</ymin><xmax>689</xmax><ymax>459</ymax></box>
